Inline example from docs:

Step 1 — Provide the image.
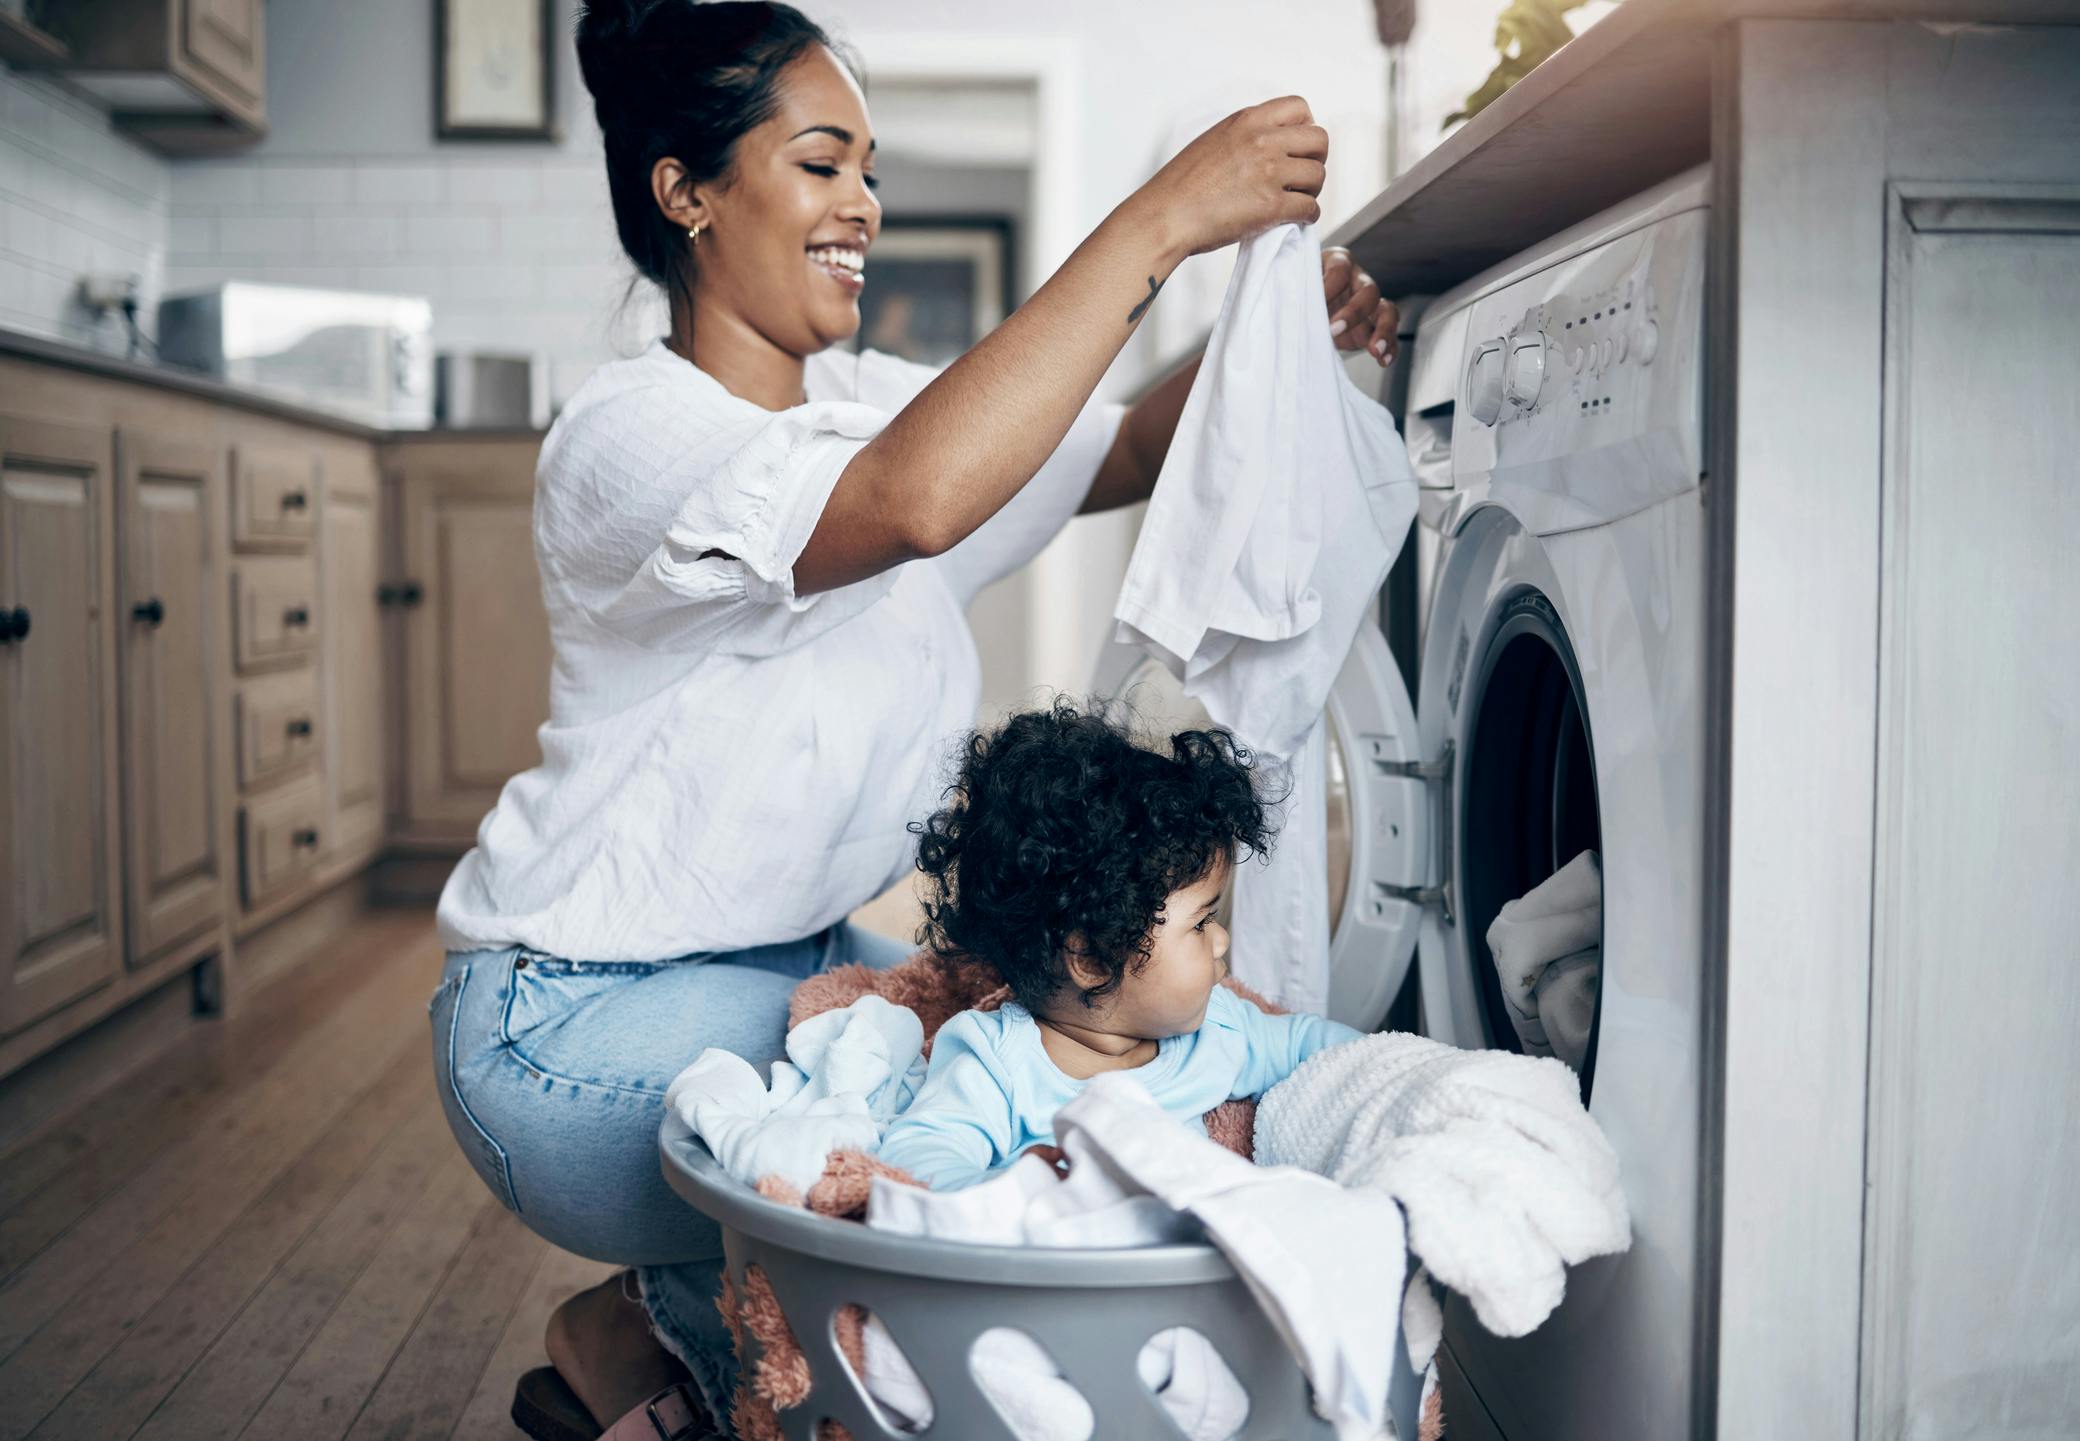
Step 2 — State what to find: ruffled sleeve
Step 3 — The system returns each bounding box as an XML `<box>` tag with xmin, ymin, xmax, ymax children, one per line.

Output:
<box><xmin>537</xmin><ymin>379</ymin><xmax>897</xmax><ymax>657</ymax></box>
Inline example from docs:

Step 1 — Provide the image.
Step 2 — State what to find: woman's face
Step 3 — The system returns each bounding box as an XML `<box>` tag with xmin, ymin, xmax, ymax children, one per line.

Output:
<box><xmin>685</xmin><ymin>45</ymin><xmax>882</xmax><ymax>356</ymax></box>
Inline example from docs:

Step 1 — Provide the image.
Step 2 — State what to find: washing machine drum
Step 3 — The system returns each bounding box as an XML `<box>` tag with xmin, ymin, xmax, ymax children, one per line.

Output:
<box><xmin>1088</xmin><ymin>625</ymin><xmax>1430</xmax><ymax>1032</ymax></box>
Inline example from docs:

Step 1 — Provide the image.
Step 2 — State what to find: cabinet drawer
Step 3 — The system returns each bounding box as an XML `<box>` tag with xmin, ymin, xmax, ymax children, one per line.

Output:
<box><xmin>240</xmin><ymin>778</ymin><xmax>324</xmax><ymax>911</ymax></box>
<box><xmin>232</xmin><ymin>558</ymin><xmax>317</xmax><ymax>672</ymax></box>
<box><xmin>232</xmin><ymin>449</ymin><xmax>316</xmax><ymax>552</ymax></box>
<box><xmin>235</xmin><ymin>674</ymin><xmax>320</xmax><ymax>791</ymax></box>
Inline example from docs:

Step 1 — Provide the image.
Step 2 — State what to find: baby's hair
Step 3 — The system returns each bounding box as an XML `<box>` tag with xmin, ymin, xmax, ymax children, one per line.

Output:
<box><xmin>909</xmin><ymin>697</ymin><xmax>1275</xmax><ymax>1016</ymax></box>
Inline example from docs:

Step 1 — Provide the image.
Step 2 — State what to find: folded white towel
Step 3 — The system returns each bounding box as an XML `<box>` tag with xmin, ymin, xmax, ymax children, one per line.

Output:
<box><xmin>664</xmin><ymin>994</ymin><xmax>927</xmax><ymax>1195</ymax></box>
<box><xmin>1254</xmin><ymin>1029</ymin><xmax>1629</xmax><ymax>1340</ymax></box>
<box><xmin>1112</xmin><ymin>221</ymin><xmax>1418</xmax><ymax>1013</ymax></box>
<box><xmin>1484</xmin><ymin>850</ymin><xmax>1602</xmax><ymax>1070</ymax></box>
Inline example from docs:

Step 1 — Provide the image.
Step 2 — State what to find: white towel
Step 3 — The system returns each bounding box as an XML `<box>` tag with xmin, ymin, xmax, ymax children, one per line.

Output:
<box><xmin>861</xmin><ymin>1126</ymin><xmax>1245</xmax><ymax>1441</ymax></box>
<box><xmin>1112</xmin><ymin>220</ymin><xmax>1418</xmax><ymax>1011</ymax></box>
<box><xmin>1485</xmin><ymin>850</ymin><xmax>1602</xmax><ymax>1070</ymax></box>
<box><xmin>664</xmin><ymin>994</ymin><xmax>927</xmax><ymax>1195</ymax></box>
<box><xmin>1053</xmin><ymin>1076</ymin><xmax>1405</xmax><ymax>1441</ymax></box>
<box><xmin>1253</xmin><ymin>1030</ymin><xmax>1630</xmax><ymax>1340</ymax></box>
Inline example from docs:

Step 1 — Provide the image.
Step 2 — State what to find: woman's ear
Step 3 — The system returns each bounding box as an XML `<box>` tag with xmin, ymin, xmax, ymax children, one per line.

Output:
<box><xmin>652</xmin><ymin>156</ymin><xmax>706</xmax><ymax>231</ymax></box>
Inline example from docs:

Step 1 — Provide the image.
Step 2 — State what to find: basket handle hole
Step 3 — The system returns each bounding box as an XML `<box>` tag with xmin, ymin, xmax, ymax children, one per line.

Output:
<box><xmin>1139</xmin><ymin>1327</ymin><xmax>1251</xmax><ymax>1438</ymax></box>
<box><xmin>833</xmin><ymin>1304</ymin><xmax>936</xmax><ymax>1434</ymax></box>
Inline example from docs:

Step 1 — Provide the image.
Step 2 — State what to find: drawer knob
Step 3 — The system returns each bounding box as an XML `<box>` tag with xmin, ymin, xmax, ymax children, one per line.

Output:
<box><xmin>286</xmin><ymin>717</ymin><xmax>313</xmax><ymax>737</ymax></box>
<box><xmin>132</xmin><ymin>597</ymin><xmax>166</xmax><ymax>627</ymax></box>
<box><xmin>379</xmin><ymin>581</ymin><xmax>424</xmax><ymax>609</ymax></box>
<box><xmin>281</xmin><ymin>491</ymin><xmax>308</xmax><ymax>512</ymax></box>
<box><xmin>283</xmin><ymin>606</ymin><xmax>310</xmax><ymax>627</ymax></box>
<box><xmin>0</xmin><ymin>606</ymin><xmax>23</xmax><ymax>644</ymax></box>
<box><xmin>292</xmin><ymin>827</ymin><xmax>320</xmax><ymax>848</ymax></box>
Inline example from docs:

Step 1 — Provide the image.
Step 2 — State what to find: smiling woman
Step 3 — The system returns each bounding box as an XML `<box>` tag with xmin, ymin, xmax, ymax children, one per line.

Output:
<box><xmin>424</xmin><ymin>3</ymin><xmax>1400</xmax><ymax>1437</ymax></box>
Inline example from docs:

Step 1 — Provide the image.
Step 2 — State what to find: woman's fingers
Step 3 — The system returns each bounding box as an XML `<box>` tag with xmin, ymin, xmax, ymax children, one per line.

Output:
<box><xmin>1367</xmin><ymin>296</ymin><xmax>1403</xmax><ymax>366</ymax></box>
<box><xmin>1277</xmin><ymin>156</ymin><xmax>1327</xmax><ymax>198</ymax></box>
<box><xmin>1329</xmin><ymin>268</ymin><xmax>1380</xmax><ymax>349</ymax></box>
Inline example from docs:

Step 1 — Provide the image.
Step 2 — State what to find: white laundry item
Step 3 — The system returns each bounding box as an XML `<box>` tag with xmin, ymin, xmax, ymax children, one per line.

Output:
<box><xmin>862</xmin><ymin>1133</ymin><xmax>1238</xmax><ymax>1441</ymax></box>
<box><xmin>1253</xmin><ymin>1029</ymin><xmax>1630</xmax><ymax>1339</ymax></box>
<box><xmin>1052</xmin><ymin>1075</ymin><xmax>1407</xmax><ymax>1441</ymax></box>
<box><xmin>1112</xmin><ymin>221</ymin><xmax>1418</xmax><ymax>1009</ymax></box>
<box><xmin>664</xmin><ymin>994</ymin><xmax>927</xmax><ymax>1194</ymax></box>
<box><xmin>1485</xmin><ymin>849</ymin><xmax>1603</xmax><ymax>1069</ymax></box>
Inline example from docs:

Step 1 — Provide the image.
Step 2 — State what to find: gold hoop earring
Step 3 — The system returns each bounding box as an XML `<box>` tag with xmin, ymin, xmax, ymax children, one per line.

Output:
<box><xmin>688</xmin><ymin>221</ymin><xmax>705</xmax><ymax>246</ymax></box>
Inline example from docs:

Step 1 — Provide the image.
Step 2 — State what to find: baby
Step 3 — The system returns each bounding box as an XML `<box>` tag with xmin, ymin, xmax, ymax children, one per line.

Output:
<box><xmin>875</xmin><ymin>699</ymin><xmax>1363</xmax><ymax>1190</ymax></box>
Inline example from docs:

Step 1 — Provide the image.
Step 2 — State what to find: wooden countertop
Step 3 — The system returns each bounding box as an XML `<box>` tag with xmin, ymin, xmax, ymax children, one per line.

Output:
<box><xmin>1328</xmin><ymin>0</ymin><xmax>2078</xmax><ymax>298</ymax></box>
<box><xmin>0</xmin><ymin>326</ymin><xmax>544</xmax><ymax>444</ymax></box>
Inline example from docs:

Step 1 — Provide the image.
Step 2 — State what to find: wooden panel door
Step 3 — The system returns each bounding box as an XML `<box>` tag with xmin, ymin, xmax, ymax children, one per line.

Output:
<box><xmin>0</xmin><ymin>417</ymin><xmax>122</xmax><ymax>1035</ymax></box>
<box><xmin>322</xmin><ymin>449</ymin><xmax>385</xmax><ymax>860</ymax></box>
<box><xmin>396</xmin><ymin>446</ymin><xmax>551</xmax><ymax>837</ymax></box>
<box><xmin>116</xmin><ymin>429</ymin><xmax>223</xmax><ymax>967</ymax></box>
<box><xmin>182</xmin><ymin>0</ymin><xmax>264</xmax><ymax>108</ymax></box>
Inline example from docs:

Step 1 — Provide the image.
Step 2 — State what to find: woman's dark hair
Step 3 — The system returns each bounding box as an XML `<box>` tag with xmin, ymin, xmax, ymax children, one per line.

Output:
<box><xmin>910</xmin><ymin>698</ymin><xmax>1276</xmax><ymax>1017</ymax></box>
<box><xmin>575</xmin><ymin>1</ymin><xmax>858</xmax><ymax>302</ymax></box>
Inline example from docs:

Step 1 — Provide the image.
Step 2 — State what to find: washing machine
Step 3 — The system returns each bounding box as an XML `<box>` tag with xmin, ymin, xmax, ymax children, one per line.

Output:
<box><xmin>1093</xmin><ymin>163</ymin><xmax>1712</xmax><ymax>1441</ymax></box>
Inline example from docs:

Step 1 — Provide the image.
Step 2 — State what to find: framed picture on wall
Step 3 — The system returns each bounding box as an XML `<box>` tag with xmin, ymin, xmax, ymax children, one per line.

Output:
<box><xmin>436</xmin><ymin>0</ymin><xmax>557</xmax><ymax>141</ymax></box>
<box><xmin>844</xmin><ymin>217</ymin><xmax>1017</xmax><ymax>368</ymax></box>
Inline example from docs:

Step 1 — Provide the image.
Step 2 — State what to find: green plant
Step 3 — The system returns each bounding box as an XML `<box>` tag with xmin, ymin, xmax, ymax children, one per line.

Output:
<box><xmin>1445</xmin><ymin>0</ymin><xmax>1597</xmax><ymax>129</ymax></box>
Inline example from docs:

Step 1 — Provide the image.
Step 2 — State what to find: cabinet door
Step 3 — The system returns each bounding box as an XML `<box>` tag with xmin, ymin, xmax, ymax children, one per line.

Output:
<box><xmin>117</xmin><ymin>430</ymin><xmax>223</xmax><ymax>966</ymax></box>
<box><xmin>322</xmin><ymin>450</ymin><xmax>385</xmax><ymax>859</ymax></box>
<box><xmin>397</xmin><ymin>449</ymin><xmax>551</xmax><ymax>836</ymax></box>
<box><xmin>183</xmin><ymin>0</ymin><xmax>264</xmax><ymax>108</ymax></box>
<box><xmin>0</xmin><ymin>417</ymin><xmax>122</xmax><ymax>1035</ymax></box>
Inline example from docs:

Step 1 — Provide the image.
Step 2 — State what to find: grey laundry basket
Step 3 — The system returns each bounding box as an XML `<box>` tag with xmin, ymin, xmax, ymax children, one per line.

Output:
<box><xmin>659</xmin><ymin>1112</ymin><xmax>1422</xmax><ymax>1441</ymax></box>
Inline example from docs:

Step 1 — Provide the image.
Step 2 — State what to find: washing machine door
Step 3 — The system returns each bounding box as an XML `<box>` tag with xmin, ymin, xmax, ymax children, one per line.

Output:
<box><xmin>1088</xmin><ymin>624</ymin><xmax>1431</xmax><ymax>1031</ymax></box>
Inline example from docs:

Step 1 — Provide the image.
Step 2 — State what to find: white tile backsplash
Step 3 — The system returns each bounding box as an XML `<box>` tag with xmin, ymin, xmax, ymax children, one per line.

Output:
<box><xmin>0</xmin><ymin>64</ymin><xmax>170</xmax><ymax>349</ymax></box>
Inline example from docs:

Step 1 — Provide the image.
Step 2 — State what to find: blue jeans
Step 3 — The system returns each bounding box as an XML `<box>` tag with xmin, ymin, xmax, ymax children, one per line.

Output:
<box><xmin>427</xmin><ymin>923</ymin><xmax>913</xmax><ymax>1430</ymax></box>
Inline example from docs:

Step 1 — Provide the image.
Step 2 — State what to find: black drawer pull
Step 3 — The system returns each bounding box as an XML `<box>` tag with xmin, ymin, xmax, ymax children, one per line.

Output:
<box><xmin>132</xmin><ymin>597</ymin><xmax>166</xmax><ymax>626</ymax></box>
<box><xmin>379</xmin><ymin>581</ymin><xmax>424</xmax><ymax>609</ymax></box>
<box><xmin>281</xmin><ymin>491</ymin><xmax>308</xmax><ymax>512</ymax></box>
<box><xmin>283</xmin><ymin>606</ymin><xmax>310</xmax><ymax>627</ymax></box>
<box><xmin>286</xmin><ymin>717</ymin><xmax>313</xmax><ymax>738</ymax></box>
<box><xmin>292</xmin><ymin>827</ymin><xmax>320</xmax><ymax>848</ymax></box>
<box><xmin>0</xmin><ymin>606</ymin><xmax>24</xmax><ymax>644</ymax></box>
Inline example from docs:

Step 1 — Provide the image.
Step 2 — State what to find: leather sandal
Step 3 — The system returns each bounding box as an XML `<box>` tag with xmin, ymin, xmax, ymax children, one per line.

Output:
<box><xmin>593</xmin><ymin>1381</ymin><xmax>715</xmax><ymax>1439</ymax></box>
<box><xmin>511</xmin><ymin>1365</ymin><xmax>599</xmax><ymax>1441</ymax></box>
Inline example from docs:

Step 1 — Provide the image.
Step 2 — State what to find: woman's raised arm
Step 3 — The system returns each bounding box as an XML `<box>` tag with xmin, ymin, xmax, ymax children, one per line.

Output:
<box><xmin>793</xmin><ymin>95</ymin><xmax>1329</xmax><ymax>595</ymax></box>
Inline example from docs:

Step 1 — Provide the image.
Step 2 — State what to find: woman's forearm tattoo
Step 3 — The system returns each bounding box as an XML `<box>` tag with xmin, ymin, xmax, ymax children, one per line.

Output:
<box><xmin>1127</xmin><ymin>275</ymin><xmax>1164</xmax><ymax>324</ymax></box>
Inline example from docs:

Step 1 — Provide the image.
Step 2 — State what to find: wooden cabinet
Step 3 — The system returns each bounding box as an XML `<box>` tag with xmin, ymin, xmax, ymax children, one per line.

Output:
<box><xmin>239</xmin><ymin>775</ymin><xmax>324</xmax><ymax>911</ymax></box>
<box><xmin>321</xmin><ymin>449</ymin><xmax>385</xmax><ymax>865</ymax></box>
<box><xmin>0</xmin><ymin>416</ymin><xmax>124</xmax><ymax>1036</ymax></box>
<box><xmin>38</xmin><ymin>0</ymin><xmax>266</xmax><ymax>154</ymax></box>
<box><xmin>115</xmin><ymin>430</ymin><xmax>223</xmax><ymax>968</ymax></box>
<box><xmin>388</xmin><ymin>438</ymin><xmax>552</xmax><ymax>842</ymax></box>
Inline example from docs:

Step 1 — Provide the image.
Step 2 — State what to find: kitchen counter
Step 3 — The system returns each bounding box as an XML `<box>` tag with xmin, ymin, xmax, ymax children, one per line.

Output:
<box><xmin>0</xmin><ymin>326</ymin><xmax>544</xmax><ymax>443</ymax></box>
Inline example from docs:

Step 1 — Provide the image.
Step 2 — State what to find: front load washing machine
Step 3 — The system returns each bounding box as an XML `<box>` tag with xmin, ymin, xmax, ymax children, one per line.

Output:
<box><xmin>1093</xmin><ymin>163</ymin><xmax>1713</xmax><ymax>1441</ymax></box>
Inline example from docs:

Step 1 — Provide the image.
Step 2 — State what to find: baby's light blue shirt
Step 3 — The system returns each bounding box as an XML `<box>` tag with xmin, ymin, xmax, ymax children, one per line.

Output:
<box><xmin>874</xmin><ymin>986</ymin><xmax>1364</xmax><ymax>1190</ymax></box>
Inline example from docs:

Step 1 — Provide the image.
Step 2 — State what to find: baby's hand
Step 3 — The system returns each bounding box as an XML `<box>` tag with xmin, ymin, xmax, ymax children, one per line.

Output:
<box><xmin>1021</xmin><ymin>1142</ymin><xmax>1069</xmax><ymax>1177</ymax></box>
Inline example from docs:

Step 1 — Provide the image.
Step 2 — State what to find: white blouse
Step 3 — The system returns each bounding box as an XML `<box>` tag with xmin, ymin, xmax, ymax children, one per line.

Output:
<box><xmin>435</xmin><ymin>339</ymin><xmax>1128</xmax><ymax>962</ymax></box>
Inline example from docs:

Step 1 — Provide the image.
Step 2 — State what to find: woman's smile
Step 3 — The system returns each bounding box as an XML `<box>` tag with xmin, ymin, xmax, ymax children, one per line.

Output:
<box><xmin>809</xmin><ymin>244</ymin><xmax>866</xmax><ymax>293</ymax></box>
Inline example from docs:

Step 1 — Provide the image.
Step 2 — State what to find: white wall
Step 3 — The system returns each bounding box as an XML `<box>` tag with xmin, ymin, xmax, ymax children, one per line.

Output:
<box><xmin>0</xmin><ymin>63</ymin><xmax>169</xmax><ymax>349</ymax></box>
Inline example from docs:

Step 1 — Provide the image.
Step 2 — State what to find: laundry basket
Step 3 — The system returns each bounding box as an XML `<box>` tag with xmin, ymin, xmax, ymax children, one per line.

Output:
<box><xmin>659</xmin><ymin>1113</ymin><xmax>1422</xmax><ymax>1441</ymax></box>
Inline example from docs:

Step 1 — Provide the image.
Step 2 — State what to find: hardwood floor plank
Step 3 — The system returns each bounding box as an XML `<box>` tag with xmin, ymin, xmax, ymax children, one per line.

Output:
<box><xmin>233</xmin><ymin>1153</ymin><xmax>496</xmax><ymax>1441</ymax></box>
<box><xmin>127</xmin><ymin>1105</ymin><xmax>463</xmax><ymax>1441</ymax></box>
<box><xmin>0</xmin><ymin>939</ymin><xmax>436</xmax><ymax>1344</ymax></box>
<box><xmin>20</xmin><ymin>1049</ymin><xmax>442</xmax><ymax>1441</ymax></box>
<box><xmin>0</xmin><ymin>1038</ymin><xmax>425</xmax><ymax>1441</ymax></box>
<box><xmin>0</xmin><ymin>912</ymin><xmax>436</xmax><ymax>1221</ymax></box>
<box><xmin>448</xmin><ymin>1247</ymin><xmax>616</xmax><ymax>1441</ymax></box>
<box><xmin>343</xmin><ymin>1205</ymin><xmax>547</xmax><ymax>1441</ymax></box>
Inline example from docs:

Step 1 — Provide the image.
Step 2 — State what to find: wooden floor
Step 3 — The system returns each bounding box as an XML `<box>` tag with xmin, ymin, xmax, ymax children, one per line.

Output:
<box><xmin>0</xmin><ymin>907</ymin><xmax>613</xmax><ymax>1441</ymax></box>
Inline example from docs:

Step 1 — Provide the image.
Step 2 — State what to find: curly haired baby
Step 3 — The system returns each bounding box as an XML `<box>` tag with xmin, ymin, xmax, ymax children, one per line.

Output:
<box><xmin>874</xmin><ymin>699</ymin><xmax>1363</xmax><ymax>1190</ymax></box>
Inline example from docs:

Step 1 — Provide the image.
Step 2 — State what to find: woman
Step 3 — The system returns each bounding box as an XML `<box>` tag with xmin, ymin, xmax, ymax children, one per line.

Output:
<box><xmin>427</xmin><ymin>1</ymin><xmax>1400</xmax><ymax>1436</ymax></box>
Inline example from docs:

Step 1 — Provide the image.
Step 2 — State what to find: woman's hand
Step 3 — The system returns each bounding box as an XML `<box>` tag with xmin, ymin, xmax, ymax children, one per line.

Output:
<box><xmin>1323</xmin><ymin>246</ymin><xmax>1400</xmax><ymax>367</ymax></box>
<box><xmin>1131</xmin><ymin>96</ymin><xmax>1328</xmax><ymax>262</ymax></box>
